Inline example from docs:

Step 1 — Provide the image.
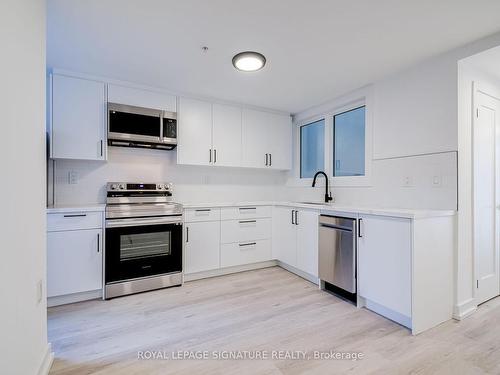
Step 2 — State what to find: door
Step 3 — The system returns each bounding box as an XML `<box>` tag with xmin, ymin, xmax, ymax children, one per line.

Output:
<box><xmin>184</xmin><ymin>221</ymin><xmax>220</xmax><ymax>274</ymax></box>
<box><xmin>242</xmin><ymin>108</ymin><xmax>271</xmax><ymax>168</ymax></box>
<box><xmin>358</xmin><ymin>215</ymin><xmax>411</xmax><ymax>318</ymax></box>
<box><xmin>268</xmin><ymin>113</ymin><xmax>292</xmax><ymax>170</ymax></box>
<box><xmin>177</xmin><ymin>97</ymin><xmax>213</xmax><ymax>166</ymax></box>
<box><xmin>47</xmin><ymin>229</ymin><xmax>102</xmax><ymax>297</ymax></box>
<box><xmin>296</xmin><ymin>210</ymin><xmax>319</xmax><ymax>277</ymax></box>
<box><xmin>212</xmin><ymin>103</ymin><xmax>242</xmax><ymax>167</ymax></box>
<box><xmin>473</xmin><ymin>85</ymin><xmax>500</xmax><ymax>304</ymax></box>
<box><xmin>105</xmin><ymin>222</ymin><xmax>182</xmax><ymax>283</ymax></box>
<box><xmin>51</xmin><ymin>74</ymin><xmax>106</xmax><ymax>160</ymax></box>
<box><xmin>272</xmin><ymin>207</ymin><xmax>297</xmax><ymax>267</ymax></box>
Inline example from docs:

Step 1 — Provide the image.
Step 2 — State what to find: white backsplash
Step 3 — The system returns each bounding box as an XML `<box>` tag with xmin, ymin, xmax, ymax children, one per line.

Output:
<box><xmin>51</xmin><ymin>146</ymin><xmax>457</xmax><ymax>211</ymax></box>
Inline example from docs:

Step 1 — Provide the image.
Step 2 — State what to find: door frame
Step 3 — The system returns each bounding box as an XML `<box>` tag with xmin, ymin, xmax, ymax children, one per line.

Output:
<box><xmin>472</xmin><ymin>80</ymin><xmax>500</xmax><ymax>305</ymax></box>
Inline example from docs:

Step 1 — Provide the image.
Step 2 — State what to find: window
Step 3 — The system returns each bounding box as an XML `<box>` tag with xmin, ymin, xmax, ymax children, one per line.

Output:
<box><xmin>300</xmin><ymin>119</ymin><xmax>325</xmax><ymax>178</ymax></box>
<box><xmin>333</xmin><ymin>106</ymin><xmax>365</xmax><ymax>176</ymax></box>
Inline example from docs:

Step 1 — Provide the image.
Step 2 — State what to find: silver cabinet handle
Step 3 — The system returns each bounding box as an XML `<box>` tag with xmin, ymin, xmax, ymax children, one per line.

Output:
<box><xmin>100</xmin><ymin>140</ymin><xmax>103</xmax><ymax>157</ymax></box>
<box><xmin>358</xmin><ymin>218</ymin><xmax>363</xmax><ymax>238</ymax></box>
<box><xmin>186</xmin><ymin>227</ymin><xmax>189</xmax><ymax>243</ymax></box>
<box><xmin>265</xmin><ymin>153</ymin><xmax>268</xmax><ymax>166</ymax></box>
<box><xmin>214</xmin><ymin>149</ymin><xmax>217</xmax><ymax>163</ymax></box>
<box><xmin>291</xmin><ymin>210</ymin><xmax>295</xmax><ymax>225</ymax></box>
<box><xmin>209</xmin><ymin>149</ymin><xmax>212</xmax><ymax>163</ymax></box>
<box><xmin>97</xmin><ymin>233</ymin><xmax>100</xmax><ymax>253</ymax></box>
<box><xmin>63</xmin><ymin>214</ymin><xmax>87</xmax><ymax>218</ymax></box>
<box><xmin>269</xmin><ymin>153</ymin><xmax>272</xmax><ymax>166</ymax></box>
<box><xmin>239</xmin><ymin>207</ymin><xmax>256</xmax><ymax>211</ymax></box>
<box><xmin>195</xmin><ymin>209</ymin><xmax>211</xmax><ymax>212</ymax></box>
<box><xmin>239</xmin><ymin>220</ymin><xmax>256</xmax><ymax>224</ymax></box>
<box><xmin>295</xmin><ymin>210</ymin><xmax>298</xmax><ymax>225</ymax></box>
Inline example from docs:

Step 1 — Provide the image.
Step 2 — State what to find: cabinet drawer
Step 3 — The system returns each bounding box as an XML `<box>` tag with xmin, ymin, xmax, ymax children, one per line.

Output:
<box><xmin>221</xmin><ymin>239</ymin><xmax>271</xmax><ymax>268</ymax></box>
<box><xmin>220</xmin><ymin>206</ymin><xmax>272</xmax><ymax>220</ymax></box>
<box><xmin>221</xmin><ymin>218</ymin><xmax>271</xmax><ymax>244</ymax></box>
<box><xmin>47</xmin><ymin>211</ymin><xmax>103</xmax><ymax>232</ymax></box>
<box><xmin>184</xmin><ymin>208</ymin><xmax>220</xmax><ymax>222</ymax></box>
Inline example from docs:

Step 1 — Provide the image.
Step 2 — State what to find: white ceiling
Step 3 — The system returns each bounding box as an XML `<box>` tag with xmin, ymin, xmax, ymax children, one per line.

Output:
<box><xmin>47</xmin><ymin>0</ymin><xmax>500</xmax><ymax>114</ymax></box>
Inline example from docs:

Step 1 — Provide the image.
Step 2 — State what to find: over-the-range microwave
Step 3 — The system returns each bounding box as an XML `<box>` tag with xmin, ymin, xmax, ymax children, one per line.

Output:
<box><xmin>107</xmin><ymin>102</ymin><xmax>177</xmax><ymax>150</ymax></box>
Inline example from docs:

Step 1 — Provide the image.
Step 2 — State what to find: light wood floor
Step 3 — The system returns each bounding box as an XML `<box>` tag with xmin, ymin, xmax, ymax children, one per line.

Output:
<box><xmin>48</xmin><ymin>266</ymin><xmax>500</xmax><ymax>375</ymax></box>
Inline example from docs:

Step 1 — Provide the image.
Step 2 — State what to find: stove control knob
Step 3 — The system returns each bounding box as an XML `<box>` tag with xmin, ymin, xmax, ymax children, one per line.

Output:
<box><xmin>111</xmin><ymin>184</ymin><xmax>118</xmax><ymax>190</ymax></box>
<box><xmin>119</xmin><ymin>184</ymin><xmax>126</xmax><ymax>190</ymax></box>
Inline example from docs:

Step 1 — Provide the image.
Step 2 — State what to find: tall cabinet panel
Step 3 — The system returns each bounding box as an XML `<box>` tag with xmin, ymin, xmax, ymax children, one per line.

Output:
<box><xmin>212</xmin><ymin>103</ymin><xmax>242</xmax><ymax>167</ymax></box>
<box><xmin>177</xmin><ymin>97</ymin><xmax>213</xmax><ymax>166</ymax></box>
<box><xmin>51</xmin><ymin>74</ymin><xmax>107</xmax><ymax>160</ymax></box>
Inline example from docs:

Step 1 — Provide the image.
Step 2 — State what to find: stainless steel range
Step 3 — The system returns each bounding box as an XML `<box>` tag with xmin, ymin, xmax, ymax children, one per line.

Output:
<box><xmin>104</xmin><ymin>182</ymin><xmax>183</xmax><ymax>299</ymax></box>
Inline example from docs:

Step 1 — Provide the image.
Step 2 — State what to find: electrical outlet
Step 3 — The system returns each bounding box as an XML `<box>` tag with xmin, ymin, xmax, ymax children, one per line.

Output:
<box><xmin>36</xmin><ymin>279</ymin><xmax>43</xmax><ymax>304</ymax></box>
<box><xmin>68</xmin><ymin>170</ymin><xmax>79</xmax><ymax>184</ymax></box>
<box><xmin>432</xmin><ymin>175</ymin><xmax>442</xmax><ymax>188</ymax></box>
<box><xmin>402</xmin><ymin>176</ymin><xmax>414</xmax><ymax>187</ymax></box>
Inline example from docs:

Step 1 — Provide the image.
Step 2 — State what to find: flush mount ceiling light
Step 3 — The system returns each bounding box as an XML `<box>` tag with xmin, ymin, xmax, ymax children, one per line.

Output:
<box><xmin>232</xmin><ymin>51</ymin><xmax>266</xmax><ymax>72</ymax></box>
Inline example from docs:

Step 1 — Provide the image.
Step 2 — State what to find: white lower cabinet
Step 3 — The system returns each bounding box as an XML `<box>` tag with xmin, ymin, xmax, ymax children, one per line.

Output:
<box><xmin>272</xmin><ymin>206</ymin><xmax>319</xmax><ymax>277</ymax></box>
<box><xmin>358</xmin><ymin>215</ymin><xmax>412</xmax><ymax>319</ymax></box>
<box><xmin>221</xmin><ymin>240</ymin><xmax>271</xmax><ymax>268</ymax></box>
<box><xmin>47</xmin><ymin>229</ymin><xmax>103</xmax><ymax>297</ymax></box>
<box><xmin>184</xmin><ymin>221</ymin><xmax>220</xmax><ymax>274</ymax></box>
<box><xmin>296</xmin><ymin>210</ymin><xmax>319</xmax><ymax>277</ymax></box>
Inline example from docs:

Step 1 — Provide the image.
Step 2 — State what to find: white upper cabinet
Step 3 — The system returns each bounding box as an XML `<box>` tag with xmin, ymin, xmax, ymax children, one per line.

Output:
<box><xmin>177</xmin><ymin>97</ymin><xmax>213</xmax><ymax>166</ymax></box>
<box><xmin>50</xmin><ymin>74</ymin><xmax>107</xmax><ymax>160</ymax></box>
<box><xmin>107</xmin><ymin>84</ymin><xmax>176</xmax><ymax>112</ymax></box>
<box><xmin>242</xmin><ymin>109</ymin><xmax>292</xmax><ymax>170</ymax></box>
<box><xmin>212</xmin><ymin>103</ymin><xmax>242</xmax><ymax>167</ymax></box>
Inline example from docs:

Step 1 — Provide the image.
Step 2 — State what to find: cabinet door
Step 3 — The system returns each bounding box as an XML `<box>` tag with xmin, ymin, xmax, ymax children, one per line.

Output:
<box><xmin>51</xmin><ymin>74</ymin><xmax>106</xmax><ymax>160</ymax></box>
<box><xmin>108</xmin><ymin>84</ymin><xmax>176</xmax><ymax>112</ymax></box>
<box><xmin>177</xmin><ymin>97</ymin><xmax>213</xmax><ymax>166</ymax></box>
<box><xmin>212</xmin><ymin>103</ymin><xmax>242</xmax><ymax>167</ymax></box>
<box><xmin>296</xmin><ymin>209</ymin><xmax>319</xmax><ymax>277</ymax></box>
<box><xmin>241</xmin><ymin>108</ymin><xmax>271</xmax><ymax>168</ymax></box>
<box><xmin>272</xmin><ymin>207</ymin><xmax>297</xmax><ymax>267</ymax></box>
<box><xmin>184</xmin><ymin>221</ymin><xmax>220</xmax><ymax>274</ymax></box>
<box><xmin>268</xmin><ymin>113</ymin><xmax>292</xmax><ymax>170</ymax></box>
<box><xmin>47</xmin><ymin>229</ymin><xmax>103</xmax><ymax>297</ymax></box>
<box><xmin>358</xmin><ymin>215</ymin><xmax>411</xmax><ymax>317</ymax></box>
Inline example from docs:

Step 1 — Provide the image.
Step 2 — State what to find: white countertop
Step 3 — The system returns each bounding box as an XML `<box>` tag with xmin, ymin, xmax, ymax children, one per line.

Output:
<box><xmin>46</xmin><ymin>204</ymin><xmax>106</xmax><ymax>214</ymax></box>
<box><xmin>181</xmin><ymin>201</ymin><xmax>455</xmax><ymax>219</ymax></box>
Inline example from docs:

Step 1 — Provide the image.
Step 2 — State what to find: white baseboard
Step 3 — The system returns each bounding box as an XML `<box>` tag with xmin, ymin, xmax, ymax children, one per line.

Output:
<box><xmin>453</xmin><ymin>298</ymin><xmax>477</xmax><ymax>320</ymax></box>
<box><xmin>277</xmin><ymin>261</ymin><xmax>319</xmax><ymax>285</ymax></box>
<box><xmin>184</xmin><ymin>260</ymin><xmax>278</xmax><ymax>281</ymax></box>
<box><xmin>37</xmin><ymin>343</ymin><xmax>54</xmax><ymax>375</ymax></box>
<box><xmin>48</xmin><ymin>289</ymin><xmax>102</xmax><ymax>307</ymax></box>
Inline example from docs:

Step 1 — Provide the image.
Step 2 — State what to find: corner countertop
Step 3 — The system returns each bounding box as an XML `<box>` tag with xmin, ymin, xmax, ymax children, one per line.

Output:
<box><xmin>46</xmin><ymin>204</ymin><xmax>106</xmax><ymax>214</ymax></box>
<box><xmin>181</xmin><ymin>201</ymin><xmax>456</xmax><ymax>219</ymax></box>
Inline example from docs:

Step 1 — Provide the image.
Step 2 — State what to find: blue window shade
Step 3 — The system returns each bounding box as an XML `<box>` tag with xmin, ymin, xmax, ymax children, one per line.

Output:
<box><xmin>333</xmin><ymin>106</ymin><xmax>365</xmax><ymax>177</ymax></box>
<box><xmin>300</xmin><ymin>119</ymin><xmax>325</xmax><ymax>178</ymax></box>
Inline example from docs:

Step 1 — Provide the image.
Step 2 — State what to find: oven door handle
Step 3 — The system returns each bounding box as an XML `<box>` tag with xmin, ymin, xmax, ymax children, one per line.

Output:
<box><xmin>106</xmin><ymin>217</ymin><xmax>182</xmax><ymax>228</ymax></box>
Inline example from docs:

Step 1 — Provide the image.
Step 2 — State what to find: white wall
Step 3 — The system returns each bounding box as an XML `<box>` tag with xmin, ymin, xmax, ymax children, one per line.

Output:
<box><xmin>0</xmin><ymin>1</ymin><xmax>50</xmax><ymax>374</ymax></box>
<box><xmin>52</xmin><ymin>147</ymin><xmax>287</xmax><ymax>205</ymax></box>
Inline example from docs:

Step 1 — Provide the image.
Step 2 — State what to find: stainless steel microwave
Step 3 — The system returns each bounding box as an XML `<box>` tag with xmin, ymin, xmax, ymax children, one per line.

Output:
<box><xmin>107</xmin><ymin>103</ymin><xmax>177</xmax><ymax>150</ymax></box>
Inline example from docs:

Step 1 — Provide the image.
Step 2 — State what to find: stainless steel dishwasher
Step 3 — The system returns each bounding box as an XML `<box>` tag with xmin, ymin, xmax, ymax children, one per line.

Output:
<box><xmin>319</xmin><ymin>215</ymin><xmax>357</xmax><ymax>302</ymax></box>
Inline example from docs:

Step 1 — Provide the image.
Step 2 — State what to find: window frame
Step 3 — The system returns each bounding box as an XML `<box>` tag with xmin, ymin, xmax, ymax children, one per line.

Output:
<box><xmin>291</xmin><ymin>86</ymin><xmax>373</xmax><ymax>187</ymax></box>
<box><xmin>299</xmin><ymin>118</ymin><xmax>326</xmax><ymax>179</ymax></box>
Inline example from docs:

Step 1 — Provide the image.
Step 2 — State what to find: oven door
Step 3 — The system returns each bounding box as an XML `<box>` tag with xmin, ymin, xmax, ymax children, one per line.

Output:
<box><xmin>105</xmin><ymin>216</ymin><xmax>182</xmax><ymax>284</ymax></box>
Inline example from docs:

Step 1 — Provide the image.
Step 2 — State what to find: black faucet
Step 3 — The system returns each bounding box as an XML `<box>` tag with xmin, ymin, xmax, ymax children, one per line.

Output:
<box><xmin>312</xmin><ymin>171</ymin><xmax>333</xmax><ymax>203</ymax></box>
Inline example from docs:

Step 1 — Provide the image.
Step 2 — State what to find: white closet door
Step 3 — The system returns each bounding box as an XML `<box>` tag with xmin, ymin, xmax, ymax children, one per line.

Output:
<box><xmin>212</xmin><ymin>103</ymin><xmax>242</xmax><ymax>167</ymax></box>
<box><xmin>474</xmin><ymin>85</ymin><xmax>500</xmax><ymax>304</ymax></box>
